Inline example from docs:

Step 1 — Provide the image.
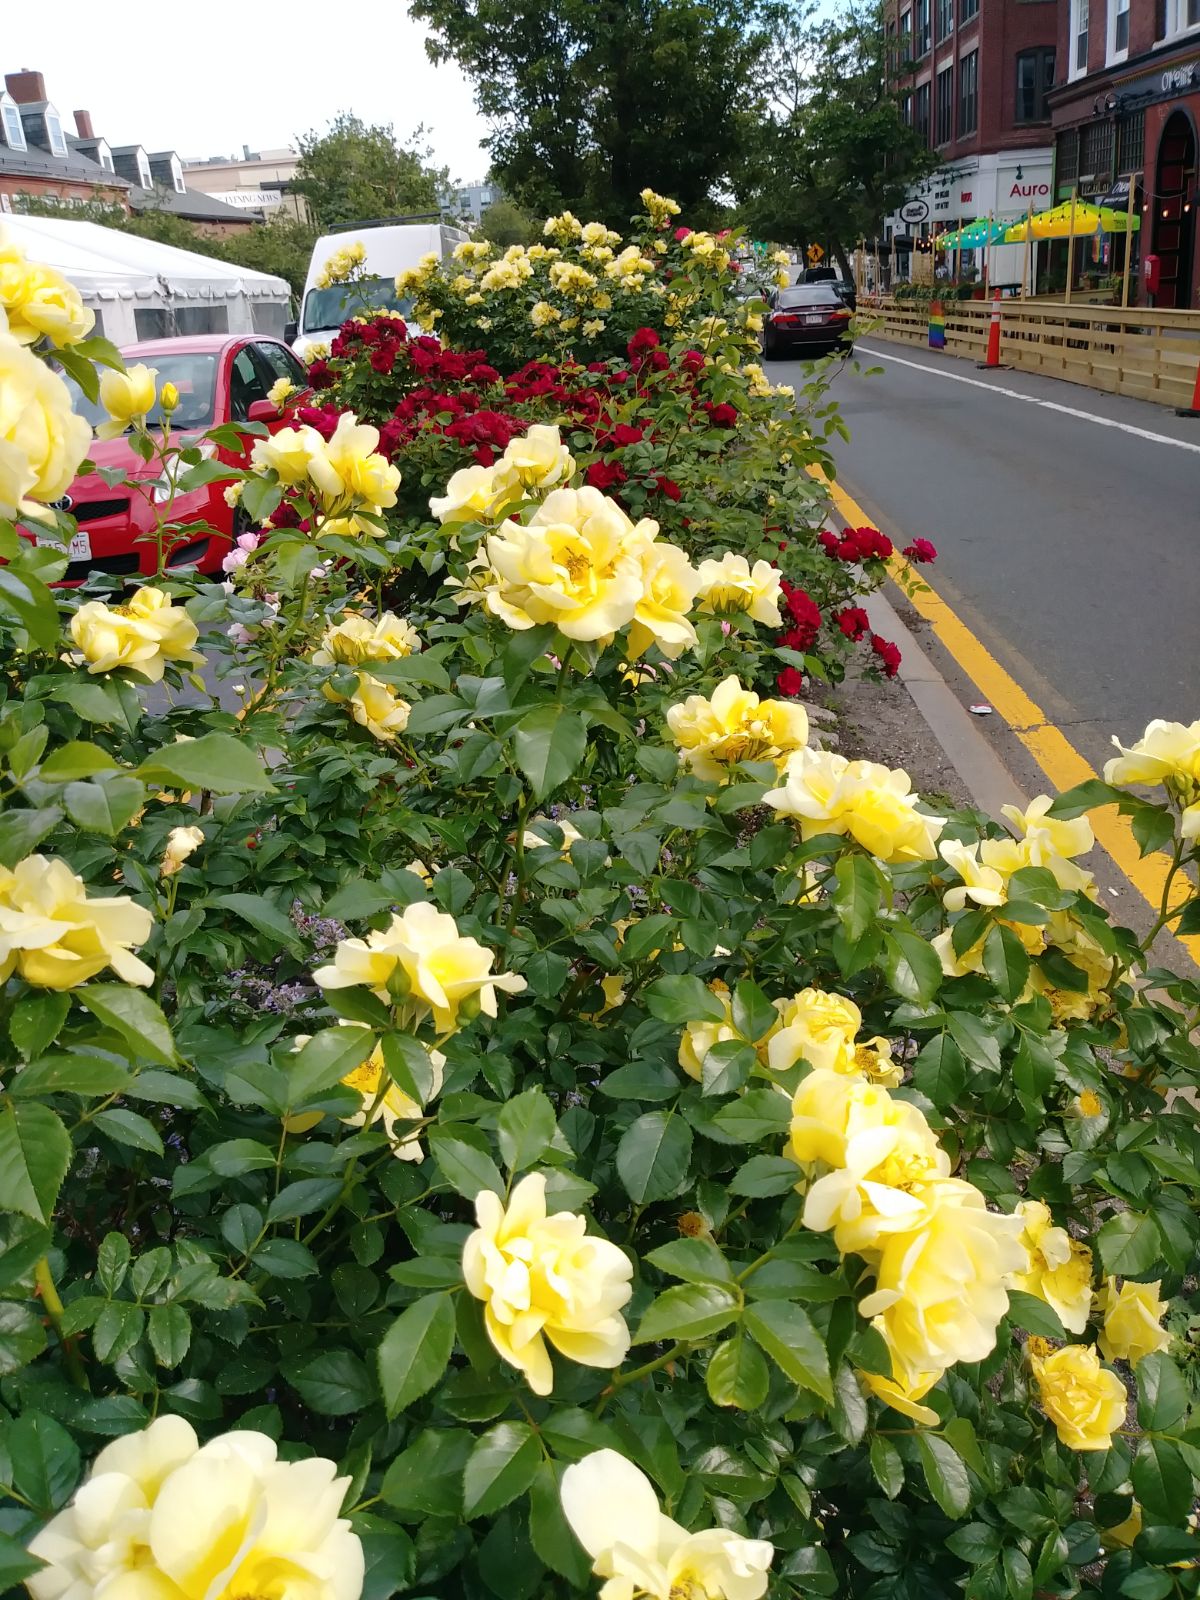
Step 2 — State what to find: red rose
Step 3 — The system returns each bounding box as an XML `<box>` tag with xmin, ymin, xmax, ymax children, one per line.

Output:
<box><xmin>870</xmin><ymin>634</ymin><xmax>902</xmax><ymax>677</ymax></box>
<box><xmin>607</xmin><ymin>424</ymin><xmax>645</xmax><ymax>448</ymax></box>
<box><xmin>674</xmin><ymin>226</ymin><xmax>692</xmax><ymax>242</ymax></box>
<box><xmin>680</xmin><ymin>350</ymin><xmax>705</xmax><ymax>375</ymax></box>
<box><xmin>585</xmin><ymin>460</ymin><xmax>628</xmax><ymax>491</ymax></box>
<box><xmin>305</xmin><ymin>359</ymin><xmax>335</xmax><ymax>391</ymax></box>
<box><xmin>654</xmin><ymin>475</ymin><xmax>681</xmax><ymax>501</ymax></box>
<box><xmin>818</xmin><ymin>530</ymin><xmax>841</xmax><ymax>558</ymax></box>
<box><xmin>646</xmin><ymin>349</ymin><xmax>671</xmax><ymax>371</ymax></box>
<box><xmin>627</xmin><ymin>328</ymin><xmax>661</xmax><ymax>361</ymax></box>
<box><xmin>853</xmin><ymin>526</ymin><xmax>894</xmax><ymax>561</ymax></box>
<box><xmin>903</xmin><ymin>537</ymin><xmax>938</xmax><ymax>563</ymax></box>
<box><xmin>295</xmin><ymin>405</ymin><xmax>342</xmax><ymax>438</ymax></box>
<box><xmin>835</xmin><ymin>606</ymin><xmax>870</xmax><ymax>640</ymax></box>
<box><xmin>704</xmin><ymin>402</ymin><xmax>738</xmax><ymax>429</ymax></box>
<box><xmin>369</xmin><ymin>346</ymin><xmax>397</xmax><ymax>375</ymax></box>
<box><xmin>776</xmin><ymin>667</ymin><xmax>805</xmax><ymax>697</ymax></box>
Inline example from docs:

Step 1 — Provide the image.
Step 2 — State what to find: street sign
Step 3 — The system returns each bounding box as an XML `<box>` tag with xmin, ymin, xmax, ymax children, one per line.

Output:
<box><xmin>806</xmin><ymin>243</ymin><xmax>825</xmax><ymax>266</ymax></box>
<box><xmin>900</xmin><ymin>199</ymin><xmax>930</xmax><ymax>224</ymax></box>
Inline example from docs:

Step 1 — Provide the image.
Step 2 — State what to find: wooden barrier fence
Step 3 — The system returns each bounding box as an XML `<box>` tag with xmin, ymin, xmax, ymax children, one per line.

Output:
<box><xmin>860</xmin><ymin>297</ymin><xmax>1200</xmax><ymax>410</ymax></box>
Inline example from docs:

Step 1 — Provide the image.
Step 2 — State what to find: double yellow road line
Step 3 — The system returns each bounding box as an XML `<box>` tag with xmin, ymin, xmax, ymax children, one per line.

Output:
<box><xmin>819</xmin><ymin>470</ymin><xmax>1200</xmax><ymax>967</ymax></box>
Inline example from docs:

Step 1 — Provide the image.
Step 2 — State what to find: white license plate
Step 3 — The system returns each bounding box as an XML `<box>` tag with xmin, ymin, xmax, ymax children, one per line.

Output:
<box><xmin>36</xmin><ymin>530</ymin><xmax>92</xmax><ymax>562</ymax></box>
<box><xmin>804</xmin><ymin>315</ymin><xmax>827</xmax><ymax>325</ymax></box>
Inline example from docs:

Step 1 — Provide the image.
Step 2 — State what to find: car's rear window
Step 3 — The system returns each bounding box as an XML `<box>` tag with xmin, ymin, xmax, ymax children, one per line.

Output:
<box><xmin>63</xmin><ymin>353</ymin><xmax>219</xmax><ymax>432</ymax></box>
<box><xmin>777</xmin><ymin>287</ymin><xmax>842</xmax><ymax>307</ymax></box>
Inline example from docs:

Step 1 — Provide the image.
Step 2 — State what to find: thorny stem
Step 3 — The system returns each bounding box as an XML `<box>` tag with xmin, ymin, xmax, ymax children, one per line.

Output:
<box><xmin>36</xmin><ymin>1256</ymin><xmax>88</xmax><ymax>1389</ymax></box>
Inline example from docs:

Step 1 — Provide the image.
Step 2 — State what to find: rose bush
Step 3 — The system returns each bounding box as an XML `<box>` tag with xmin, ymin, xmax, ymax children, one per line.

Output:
<box><xmin>0</xmin><ymin>218</ymin><xmax>1199</xmax><ymax>1600</ymax></box>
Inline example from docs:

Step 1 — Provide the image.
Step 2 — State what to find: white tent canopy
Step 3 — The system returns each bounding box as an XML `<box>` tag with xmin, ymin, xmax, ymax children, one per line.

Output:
<box><xmin>2</xmin><ymin>215</ymin><xmax>290</xmax><ymax>346</ymax></box>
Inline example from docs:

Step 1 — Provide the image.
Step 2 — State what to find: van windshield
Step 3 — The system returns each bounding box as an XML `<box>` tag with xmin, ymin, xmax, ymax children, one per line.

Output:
<box><xmin>302</xmin><ymin>276</ymin><xmax>413</xmax><ymax>333</ymax></box>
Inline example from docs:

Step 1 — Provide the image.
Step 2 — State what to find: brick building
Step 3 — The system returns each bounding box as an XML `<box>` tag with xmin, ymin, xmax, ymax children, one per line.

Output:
<box><xmin>884</xmin><ymin>0</ymin><xmax>1060</xmax><ymax>271</ymax></box>
<box><xmin>1047</xmin><ymin>0</ymin><xmax>1199</xmax><ymax>306</ymax></box>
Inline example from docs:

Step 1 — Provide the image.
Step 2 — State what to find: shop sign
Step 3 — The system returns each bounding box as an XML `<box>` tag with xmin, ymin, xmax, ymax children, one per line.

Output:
<box><xmin>900</xmin><ymin>198</ymin><xmax>930</xmax><ymax>223</ymax></box>
<box><xmin>1113</xmin><ymin>51</ymin><xmax>1200</xmax><ymax>106</ymax></box>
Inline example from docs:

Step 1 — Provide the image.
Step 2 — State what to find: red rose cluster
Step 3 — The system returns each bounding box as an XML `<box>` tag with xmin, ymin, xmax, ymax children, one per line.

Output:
<box><xmin>818</xmin><ymin>525</ymin><xmax>895</xmax><ymax>563</ymax></box>
<box><xmin>902</xmin><ymin>538</ymin><xmax>938</xmax><ymax>563</ymax></box>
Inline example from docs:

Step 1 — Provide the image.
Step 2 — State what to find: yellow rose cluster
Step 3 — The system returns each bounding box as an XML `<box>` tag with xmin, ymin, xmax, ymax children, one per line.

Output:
<box><xmin>788</xmin><ymin>1062</ymin><xmax>1027</xmax><ymax>1422</ymax></box>
<box><xmin>694</xmin><ymin>552</ymin><xmax>783</xmax><ymax>626</ymax></box>
<box><xmin>765</xmin><ymin>749</ymin><xmax>945</xmax><ymax>864</ymax></box>
<box><xmin>1106</xmin><ymin>717</ymin><xmax>1200</xmax><ymax>838</ymax></box>
<box><xmin>0</xmin><ymin>229</ymin><xmax>95</xmax><ymax>347</ymax></box>
<box><xmin>462</xmin><ymin>1172</ymin><xmax>633</xmax><ymax>1394</ymax></box>
<box><xmin>313</xmin><ymin>899</ymin><xmax>526</xmax><ymax>1035</ymax></box>
<box><xmin>312</xmin><ymin>609</ymin><xmax>419</xmax><ymax>667</ymax></box>
<box><xmin>639</xmin><ymin>187</ymin><xmax>682</xmax><ymax>226</ymax></box>
<box><xmin>0</xmin><ymin>854</ymin><xmax>153</xmax><ymax>990</ymax></box>
<box><xmin>0</xmin><ymin>276</ymin><xmax>92</xmax><ymax>516</ymax></box>
<box><xmin>291</xmin><ymin>1028</ymin><xmax>444</xmax><ymax>1161</ymax></box>
<box><xmin>678</xmin><ymin>980</ymin><xmax>898</xmax><ymax>1086</ymax></box>
<box><xmin>71</xmin><ymin>585</ymin><xmax>202</xmax><ymax>683</ymax></box>
<box><xmin>26</xmin><ymin>1416</ymin><xmax>363</xmax><ymax>1600</ymax></box>
<box><xmin>322</xmin><ymin>673</ymin><xmax>411</xmax><ymax>743</ymax></box>
<box><xmin>666</xmin><ymin>675</ymin><xmax>809</xmax><ymax>781</ymax></box>
<box><xmin>430</xmin><ymin>423</ymin><xmax>574</xmax><ymax>526</ymax></box>
<box><xmin>250</xmin><ymin>411</ymin><xmax>400</xmax><ymax>537</ymax></box>
<box><xmin>315</xmin><ymin>238</ymin><xmax>366</xmax><ymax>289</ymax></box>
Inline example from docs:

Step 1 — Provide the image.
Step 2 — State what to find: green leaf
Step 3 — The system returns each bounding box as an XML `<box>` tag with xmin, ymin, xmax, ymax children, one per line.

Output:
<box><xmin>94</xmin><ymin>1107</ymin><xmax>163</xmax><ymax>1154</ymax></box>
<box><xmin>210</xmin><ymin>893</ymin><xmax>305</xmax><ymax>955</ymax></box>
<box><xmin>706</xmin><ymin>1332</ymin><xmax>770</xmax><ymax>1410</ymax></box>
<box><xmin>729</xmin><ymin>1155</ymin><xmax>801</xmax><ymax>1197</ymax></box>
<box><xmin>832</xmin><ymin>854</ymin><xmax>884</xmax><ymax>942</ymax></box>
<box><xmin>0</xmin><ymin>1300</ymin><xmax>47</xmax><ymax>1375</ymax></box>
<box><xmin>616</xmin><ymin>1110</ymin><xmax>692</xmax><ymax>1203</ymax></box>
<box><xmin>148</xmin><ymin>1304</ymin><xmax>192</xmax><ymax>1367</ymax></box>
<box><xmin>1005</xmin><ymin>1290</ymin><xmax>1066</xmax><ymax>1340</ymax></box>
<box><xmin>0</xmin><ymin>1102</ymin><xmax>72</xmax><ymax>1223</ymax></box>
<box><xmin>911</xmin><ymin>1033</ymin><xmax>966</xmax><ymax>1108</ymax></box>
<box><xmin>744</xmin><ymin>1301</ymin><xmax>832</xmax><ymax>1400</ymax></box>
<box><xmin>463</xmin><ymin>1422</ymin><xmax>541</xmax><ymax>1518</ymax></box>
<box><xmin>498</xmin><ymin>1086</ymin><xmax>557</xmax><ymax>1171</ymax></box>
<box><xmin>0</xmin><ymin>1530</ymin><xmax>49</xmax><ymax>1590</ymax></box>
<box><xmin>323</xmin><ymin>879</ymin><xmax>398</xmax><ymax>922</ymax></box>
<box><xmin>711</xmin><ymin>1089</ymin><xmax>791</xmax><ymax>1143</ymax></box>
<box><xmin>1132</xmin><ymin>1437</ymin><xmax>1192</xmax><ymax>1523</ymax></box>
<box><xmin>285</xmin><ymin>1349</ymin><xmax>376</xmax><ymax>1415</ymax></box>
<box><xmin>644</xmin><ymin>974</ymin><xmax>726</xmax><ymax>1025</ymax></box>
<box><xmin>0</xmin><ymin>567</ymin><xmax>60</xmax><ymax>649</ymax></box>
<box><xmin>0</xmin><ymin>806</ymin><xmax>63</xmax><ymax>867</ymax></box>
<box><xmin>1097</xmin><ymin>1212</ymin><xmax>1162</xmax><ymax>1277</ymax></box>
<box><xmin>1137</xmin><ymin>1352</ymin><xmax>1189</xmax><ymax>1432</ymax></box>
<box><xmin>380</xmin><ymin>1034</ymin><xmax>437</xmax><ymax>1104</ymax></box>
<box><xmin>701</xmin><ymin>1040</ymin><xmax>755</xmax><ymax>1097</ymax></box>
<box><xmin>9</xmin><ymin>992</ymin><xmax>70</xmax><ymax>1060</ymax></box>
<box><xmin>869</xmin><ymin>1436</ymin><xmax>904</xmax><ymax>1498</ymax></box>
<box><xmin>512</xmin><ymin>705</ymin><xmax>586</xmax><ymax>799</ymax></box>
<box><xmin>529</xmin><ymin>1461</ymin><xmax>592</xmax><ymax>1586</ymax></box>
<box><xmin>916</xmin><ymin>1434</ymin><xmax>971</xmax><ymax>1518</ymax></box>
<box><xmin>286</xmin><ymin>1025</ymin><xmax>375</xmax><ymax>1107</ymax></box>
<box><xmin>137</xmin><ymin>732</ymin><xmax>274</xmax><ymax>794</ymax></box>
<box><xmin>63</xmin><ymin>775</ymin><xmax>145</xmax><ymax>836</ymax></box>
<box><xmin>97</xmin><ymin>1231</ymin><xmax>131</xmax><ymax>1294</ymax></box>
<box><xmin>645</xmin><ymin>1237</ymin><xmax>733</xmax><ymax>1285</ymax></box>
<box><xmin>378</xmin><ymin>1293</ymin><xmax>456</xmax><ymax>1418</ymax></box>
<box><xmin>1002</xmin><ymin>1547</ymin><xmax>1033</xmax><ymax>1600</ymax></box>
<box><xmin>9</xmin><ymin>1052</ymin><xmax>131</xmax><ymax>1098</ymax></box>
<box><xmin>76</xmin><ymin>985</ymin><xmax>176</xmax><ymax>1066</ymax></box>
<box><xmin>731</xmin><ymin>979</ymin><xmax>779</xmax><ymax>1043</ymax></box>
<box><xmin>635</xmin><ymin>1283</ymin><xmax>740</xmax><ymax>1342</ymax></box>
<box><xmin>946</xmin><ymin>1012</ymin><xmax>1003</xmax><ymax>1074</ymax></box>
<box><xmin>883</xmin><ymin>930</ymin><xmax>942</xmax><ymax>1002</ymax></box>
<box><xmin>267</xmin><ymin>1179</ymin><xmax>342</xmax><ymax>1221</ymax></box>
<box><xmin>1046</xmin><ymin>778</ymin><xmax>1122</xmax><ymax>817</ymax></box>
<box><xmin>427</xmin><ymin>1126</ymin><xmax>505</xmax><ymax>1200</ymax></box>
<box><xmin>982</xmin><ymin>924</ymin><xmax>1030</xmax><ymax>1003</ymax></box>
<box><xmin>10</xmin><ymin>1412</ymin><xmax>80</xmax><ymax>1513</ymax></box>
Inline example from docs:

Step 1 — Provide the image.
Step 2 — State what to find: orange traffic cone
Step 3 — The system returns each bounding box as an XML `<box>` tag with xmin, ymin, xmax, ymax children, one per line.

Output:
<box><xmin>1176</xmin><ymin>356</ymin><xmax>1200</xmax><ymax>416</ymax></box>
<box><xmin>977</xmin><ymin>289</ymin><xmax>1003</xmax><ymax>368</ymax></box>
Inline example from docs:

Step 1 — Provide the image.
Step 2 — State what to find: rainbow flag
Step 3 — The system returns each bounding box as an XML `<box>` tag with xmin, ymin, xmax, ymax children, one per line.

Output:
<box><xmin>928</xmin><ymin>300</ymin><xmax>946</xmax><ymax>349</ymax></box>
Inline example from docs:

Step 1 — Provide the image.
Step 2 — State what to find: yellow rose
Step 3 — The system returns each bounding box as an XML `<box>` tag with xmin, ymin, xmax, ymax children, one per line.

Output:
<box><xmin>860</xmin><ymin>1365</ymin><xmax>941</xmax><ymax>1426</ymax></box>
<box><xmin>96</xmin><ymin>363</ymin><xmax>158</xmax><ymax>440</ymax></box>
<box><xmin>768</xmin><ymin>986</ymin><xmax>861</xmax><ymax>1075</ymax></box>
<box><xmin>452</xmin><ymin>239</ymin><xmax>492</xmax><ymax>262</ymax></box>
<box><xmin>626</xmin><ymin>539</ymin><xmax>701</xmax><ymax>661</ymax></box>
<box><xmin>249</xmin><ymin>423</ymin><xmax>319</xmax><ymax>485</ymax></box>
<box><xmin>266</xmin><ymin>376</ymin><xmax>295</xmax><ymax>410</ymax></box>
<box><xmin>583</xmin><ymin>317</ymin><xmax>606</xmax><ymax>337</ymax></box>
<box><xmin>0</xmin><ymin>854</ymin><xmax>153</xmax><ymax>989</ymax></box>
<box><xmin>853</xmin><ymin>1036</ymin><xmax>903</xmax><ymax>1086</ymax></box>
<box><xmin>312</xmin><ymin>611</ymin><xmax>419</xmax><ymax>667</ymax></box>
<box><xmin>1104</xmin><ymin>719</ymin><xmax>1200</xmax><ymax>806</ymax></box>
<box><xmin>666</xmin><ymin>675</ymin><xmax>809</xmax><ymax>782</ymax></box>
<box><xmin>462</xmin><ymin>1173</ymin><xmax>632</xmax><ymax>1394</ymax></box>
<box><xmin>71</xmin><ymin>586</ymin><xmax>202</xmax><ymax>683</ymax></box>
<box><xmin>429</xmin><ymin>462</ymin><xmax>520</xmax><ymax>525</ymax></box>
<box><xmin>0</xmin><ymin>235</ymin><xmax>95</xmax><ymax>347</ymax></box>
<box><xmin>1011</xmin><ymin>1201</ymin><xmax>1094</xmax><ymax>1335</ymax></box>
<box><xmin>1029</xmin><ymin>1341</ymin><xmax>1128</xmax><ymax>1451</ymax></box>
<box><xmin>639</xmin><ymin>188</ymin><xmax>682</xmax><ymax>225</ymax></box>
<box><xmin>473</xmin><ymin>486</ymin><xmax>646</xmax><ymax>641</ymax></box>
<box><xmin>678</xmin><ymin>983</ymin><xmax>738</xmax><ymax>1081</ymax></box>
<box><xmin>938</xmin><ymin>838</ymin><xmax>1009</xmax><ymax>911</ymax></box>
<box><xmin>315</xmin><ymin>239</ymin><xmax>366</xmax><ymax>288</ymax></box>
<box><xmin>765</xmin><ymin>748</ymin><xmax>944</xmax><ymax>864</ymax></box>
<box><xmin>340</xmin><ymin>1038</ymin><xmax>444</xmax><ymax>1160</ymax></box>
<box><xmin>543</xmin><ymin>211</ymin><xmax>584</xmax><ymax>241</ymax></box>
<box><xmin>307</xmin><ymin>411</ymin><xmax>401</xmax><ymax>516</ymax></box>
<box><xmin>859</xmin><ymin>1180</ymin><xmax>1028</xmax><ymax>1385</ymax></box>
<box><xmin>160</xmin><ymin>825</ymin><xmax>205</xmax><ymax>879</ymax></box>
<box><xmin>561</xmin><ymin>1449</ymin><xmax>773</xmax><ymax>1600</ymax></box>
<box><xmin>313</xmin><ymin>899</ymin><xmax>525</xmax><ymax>1033</ymax></box>
<box><xmin>322</xmin><ymin>672</ymin><xmax>411</xmax><ymax>743</ymax></box>
<box><xmin>530</xmin><ymin>299</ymin><xmax>561</xmax><ymax>329</ymax></box>
<box><xmin>694</xmin><ymin>552</ymin><xmax>783</xmax><ymax>627</ymax></box>
<box><xmin>0</xmin><ymin>330</ymin><xmax>91</xmax><ymax>518</ymax></box>
<box><xmin>1096</xmin><ymin>1278</ymin><xmax>1171</xmax><ymax>1365</ymax></box>
<box><xmin>500</xmin><ymin>423</ymin><xmax>575</xmax><ymax>491</ymax></box>
<box><xmin>26</xmin><ymin>1415</ymin><xmax>363</xmax><ymax>1600</ymax></box>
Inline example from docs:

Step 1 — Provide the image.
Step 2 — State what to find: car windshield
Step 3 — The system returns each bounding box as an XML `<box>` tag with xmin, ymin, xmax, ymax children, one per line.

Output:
<box><xmin>778</xmin><ymin>287</ymin><xmax>842</xmax><ymax>308</ymax></box>
<box><xmin>302</xmin><ymin>276</ymin><xmax>413</xmax><ymax>333</ymax></box>
<box><xmin>62</xmin><ymin>352</ymin><xmax>219</xmax><ymax>433</ymax></box>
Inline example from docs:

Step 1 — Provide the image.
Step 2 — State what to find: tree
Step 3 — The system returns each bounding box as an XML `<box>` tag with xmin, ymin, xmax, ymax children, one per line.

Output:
<box><xmin>476</xmin><ymin>196</ymin><xmax>539</xmax><ymax>247</ymax></box>
<box><xmin>741</xmin><ymin>2</ymin><xmax>940</xmax><ymax>276</ymax></box>
<box><xmin>411</xmin><ymin>0</ymin><xmax>770</xmax><ymax>227</ymax></box>
<box><xmin>292</xmin><ymin>112</ymin><xmax>451</xmax><ymax>230</ymax></box>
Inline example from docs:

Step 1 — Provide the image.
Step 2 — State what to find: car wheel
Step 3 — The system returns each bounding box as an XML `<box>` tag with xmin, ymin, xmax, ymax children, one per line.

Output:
<box><xmin>762</xmin><ymin>333</ymin><xmax>778</xmax><ymax>360</ymax></box>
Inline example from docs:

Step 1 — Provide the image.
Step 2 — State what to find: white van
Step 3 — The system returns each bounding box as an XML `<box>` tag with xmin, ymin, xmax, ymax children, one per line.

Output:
<box><xmin>290</xmin><ymin>220</ymin><xmax>469</xmax><ymax>358</ymax></box>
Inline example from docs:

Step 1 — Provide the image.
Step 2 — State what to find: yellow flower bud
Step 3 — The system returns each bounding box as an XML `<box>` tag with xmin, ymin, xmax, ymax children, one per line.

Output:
<box><xmin>160</xmin><ymin>382</ymin><xmax>180</xmax><ymax>414</ymax></box>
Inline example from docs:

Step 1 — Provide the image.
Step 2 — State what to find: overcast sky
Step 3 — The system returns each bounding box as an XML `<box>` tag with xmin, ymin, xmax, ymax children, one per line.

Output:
<box><xmin>4</xmin><ymin>0</ymin><xmax>493</xmax><ymax>180</ymax></box>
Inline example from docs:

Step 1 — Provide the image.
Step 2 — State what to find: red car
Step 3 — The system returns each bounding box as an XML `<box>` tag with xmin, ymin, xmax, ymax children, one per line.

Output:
<box><xmin>26</xmin><ymin>334</ymin><xmax>309</xmax><ymax>584</ymax></box>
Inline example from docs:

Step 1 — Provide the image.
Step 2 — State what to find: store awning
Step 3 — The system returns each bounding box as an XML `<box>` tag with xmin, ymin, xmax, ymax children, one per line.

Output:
<box><xmin>936</xmin><ymin>219</ymin><xmax>1012</xmax><ymax>250</ymax></box>
<box><xmin>1003</xmin><ymin>201</ymin><xmax>1141</xmax><ymax>240</ymax></box>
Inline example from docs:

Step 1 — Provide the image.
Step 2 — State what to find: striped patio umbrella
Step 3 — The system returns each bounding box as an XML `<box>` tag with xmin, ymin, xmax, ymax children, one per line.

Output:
<box><xmin>1003</xmin><ymin>202</ymin><xmax>1141</xmax><ymax>240</ymax></box>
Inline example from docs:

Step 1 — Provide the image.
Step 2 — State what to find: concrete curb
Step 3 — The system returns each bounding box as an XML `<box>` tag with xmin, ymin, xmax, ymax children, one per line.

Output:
<box><xmin>861</xmin><ymin>586</ymin><xmax>1029</xmax><ymax>818</ymax></box>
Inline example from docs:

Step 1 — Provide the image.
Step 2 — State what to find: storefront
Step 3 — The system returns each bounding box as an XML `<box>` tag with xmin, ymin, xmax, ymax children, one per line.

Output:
<box><xmin>885</xmin><ymin>150</ymin><xmax>1053</xmax><ymax>280</ymax></box>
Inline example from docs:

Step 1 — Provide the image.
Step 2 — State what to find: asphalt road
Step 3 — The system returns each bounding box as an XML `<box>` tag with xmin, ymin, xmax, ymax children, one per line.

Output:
<box><xmin>771</xmin><ymin>337</ymin><xmax>1200</xmax><ymax>779</ymax></box>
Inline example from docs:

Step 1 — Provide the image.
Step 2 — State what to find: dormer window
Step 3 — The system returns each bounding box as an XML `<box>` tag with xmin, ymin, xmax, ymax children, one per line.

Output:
<box><xmin>138</xmin><ymin>151</ymin><xmax>152</xmax><ymax>188</ymax></box>
<box><xmin>99</xmin><ymin>147</ymin><xmax>114</xmax><ymax>173</ymax></box>
<box><xmin>45</xmin><ymin>109</ymin><xmax>67</xmax><ymax>156</ymax></box>
<box><xmin>1</xmin><ymin>96</ymin><xmax>26</xmax><ymax>152</ymax></box>
<box><xmin>171</xmin><ymin>155</ymin><xmax>185</xmax><ymax>193</ymax></box>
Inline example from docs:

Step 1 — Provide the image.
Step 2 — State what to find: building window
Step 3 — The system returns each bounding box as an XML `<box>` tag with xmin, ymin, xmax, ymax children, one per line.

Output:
<box><xmin>958</xmin><ymin>48</ymin><xmax>978</xmax><ymax>135</ymax></box>
<box><xmin>1080</xmin><ymin>118</ymin><xmax>1114</xmax><ymax>184</ymax></box>
<box><xmin>1015</xmin><ymin>48</ymin><xmax>1055</xmax><ymax>122</ymax></box>
<box><xmin>45</xmin><ymin>110</ymin><xmax>67</xmax><ymax>157</ymax></box>
<box><xmin>1108</xmin><ymin>0</ymin><xmax>1130</xmax><ymax>57</ymax></box>
<box><xmin>1057</xmin><ymin>127</ymin><xmax>1080</xmax><ymax>185</ymax></box>
<box><xmin>171</xmin><ymin>157</ymin><xmax>185</xmax><ymax>194</ymax></box>
<box><xmin>902</xmin><ymin>91</ymin><xmax>913</xmax><ymax>126</ymax></box>
<box><xmin>1162</xmin><ymin>0</ymin><xmax>1200</xmax><ymax>34</ymax></box>
<box><xmin>900</xmin><ymin>8</ymin><xmax>912</xmax><ymax>59</ymax></box>
<box><xmin>1</xmin><ymin>98</ymin><xmax>26</xmax><ymax>151</ymax></box>
<box><xmin>936</xmin><ymin>0</ymin><xmax>953</xmax><ymax>40</ymax></box>
<box><xmin>959</xmin><ymin>0</ymin><xmax>978</xmax><ymax>23</ymax></box>
<box><xmin>1117</xmin><ymin>108</ymin><xmax>1144</xmax><ymax>172</ymax></box>
<box><xmin>1070</xmin><ymin>0</ymin><xmax>1089</xmax><ymax>75</ymax></box>
<box><xmin>936</xmin><ymin>63</ymin><xmax>954</xmax><ymax>143</ymax></box>
<box><xmin>914</xmin><ymin>81</ymin><xmax>931</xmax><ymax>140</ymax></box>
<box><xmin>915</xmin><ymin>0</ymin><xmax>931</xmax><ymax>54</ymax></box>
<box><xmin>137</xmin><ymin>153</ymin><xmax>152</xmax><ymax>188</ymax></box>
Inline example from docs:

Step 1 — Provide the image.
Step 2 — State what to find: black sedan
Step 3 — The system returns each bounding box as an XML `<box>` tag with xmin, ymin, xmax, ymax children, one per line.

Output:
<box><xmin>762</xmin><ymin>286</ymin><xmax>854</xmax><ymax>359</ymax></box>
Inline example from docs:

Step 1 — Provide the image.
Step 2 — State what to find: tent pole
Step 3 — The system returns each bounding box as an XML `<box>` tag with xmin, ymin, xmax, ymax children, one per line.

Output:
<box><xmin>1121</xmin><ymin>173</ymin><xmax>1136</xmax><ymax>308</ymax></box>
<box><xmin>984</xmin><ymin>211</ymin><xmax>994</xmax><ymax>296</ymax></box>
<box><xmin>1022</xmin><ymin>199</ymin><xmax>1033</xmax><ymax>300</ymax></box>
<box><xmin>1065</xmin><ymin>187</ymin><xmax>1077</xmax><ymax>305</ymax></box>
